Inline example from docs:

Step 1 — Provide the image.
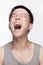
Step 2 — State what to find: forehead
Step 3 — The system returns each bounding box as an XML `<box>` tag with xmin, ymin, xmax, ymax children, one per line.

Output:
<box><xmin>12</xmin><ymin>8</ymin><xmax>29</xmax><ymax>15</ymax></box>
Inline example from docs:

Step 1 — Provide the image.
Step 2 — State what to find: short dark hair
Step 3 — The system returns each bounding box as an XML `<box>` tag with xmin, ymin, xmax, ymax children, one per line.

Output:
<box><xmin>9</xmin><ymin>5</ymin><xmax>34</xmax><ymax>33</ymax></box>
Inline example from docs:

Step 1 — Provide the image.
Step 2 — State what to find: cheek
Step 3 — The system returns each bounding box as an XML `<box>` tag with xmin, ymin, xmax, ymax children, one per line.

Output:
<box><xmin>21</xmin><ymin>17</ymin><xmax>29</xmax><ymax>27</ymax></box>
<box><xmin>9</xmin><ymin>22</ymin><xmax>14</xmax><ymax>31</ymax></box>
<box><xmin>21</xmin><ymin>16</ymin><xmax>29</xmax><ymax>22</ymax></box>
<box><xmin>9</xmin><ymin>17</ymin><xmax>15</xmax><ymax>26</ymax></box>
<box><xmin>10</xmin><ymin>17</ymin><xmax>15</xmax><ymax>23</ymax></box>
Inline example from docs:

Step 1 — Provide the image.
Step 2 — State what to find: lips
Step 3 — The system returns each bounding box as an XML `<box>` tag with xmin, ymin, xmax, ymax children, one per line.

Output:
<box><xmin>14</xmin><ymin>24</ymin><xmax>21</xmax><ymax>29</ymax></box>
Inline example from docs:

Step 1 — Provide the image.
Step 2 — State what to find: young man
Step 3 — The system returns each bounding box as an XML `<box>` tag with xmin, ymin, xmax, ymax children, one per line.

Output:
<box><xmin>0</xmin><ymin>5</ymin><xmax>43</xmax><ymax>65</ymax></box>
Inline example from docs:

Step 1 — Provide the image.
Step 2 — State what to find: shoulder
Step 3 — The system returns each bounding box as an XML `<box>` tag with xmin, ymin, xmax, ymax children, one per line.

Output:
<box><xmin>39</xmin><ymin>46</ymin><xmax>43</xmax><ymax>65</ymax></box>
<box><xmin>34</xmin><ymin>43</ymin><xmax>43</xmax><ymax>65</ymax></box>
<box><xmin>0</xmin><ymin>46</ymin><xmax>4</xmax><ymax>65</ymax></box>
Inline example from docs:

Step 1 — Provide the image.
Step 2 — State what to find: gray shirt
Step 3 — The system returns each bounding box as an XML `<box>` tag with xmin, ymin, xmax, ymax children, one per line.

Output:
<box><xmin>4</xmin><ymin>43</ymin><xmax>40</xmax><ymax>65</ymax></box>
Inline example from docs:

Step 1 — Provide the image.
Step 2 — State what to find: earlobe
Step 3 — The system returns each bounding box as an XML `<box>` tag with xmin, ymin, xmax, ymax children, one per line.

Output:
<box><xmin>28</xmin><ymin>24</ymin><xmax>33</xmax><ymax>30</ymax></box>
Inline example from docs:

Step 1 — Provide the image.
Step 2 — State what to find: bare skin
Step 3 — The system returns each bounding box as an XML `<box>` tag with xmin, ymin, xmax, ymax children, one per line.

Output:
<box><xmin>0</xmin><ymin>41</ymin><xmax>43</xmax><ymax>65</ymax></box>
<box><xmin>0</xmin><ymin>8</ymin><xmax>43</xmax><ymax>65</ymax></box>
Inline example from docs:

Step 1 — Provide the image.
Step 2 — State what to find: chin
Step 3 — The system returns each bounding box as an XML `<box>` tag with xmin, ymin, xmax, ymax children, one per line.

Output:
<box><xmin>13</xmin><ymin>33</ymin><xmax>23</xmax><ymax>38</ymax></box>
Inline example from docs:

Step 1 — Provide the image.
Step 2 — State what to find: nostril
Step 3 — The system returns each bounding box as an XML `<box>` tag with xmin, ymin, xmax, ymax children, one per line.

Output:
<box><xmin>18</xmin><ymin>18</ymin><xmax>20</xmax><ymax>20</ymax></box>
<box><xmin>15</xmin><ymin>18</ymin><xmax>20</xmax><ymax>20</ymax></box>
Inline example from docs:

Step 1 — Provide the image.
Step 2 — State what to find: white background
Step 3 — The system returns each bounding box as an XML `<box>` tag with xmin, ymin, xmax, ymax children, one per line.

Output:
<box><xmin>0</xmin><ymin>0</ymin><xmax>43</xmax><ymax>47</ymax></box>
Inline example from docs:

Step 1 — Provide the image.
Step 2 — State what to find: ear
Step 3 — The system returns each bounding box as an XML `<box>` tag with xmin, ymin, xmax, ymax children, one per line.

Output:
<box><xmin>28</xmin><ymin>23</ymin><xmax>33</xmax><ymax>30</ymax></box>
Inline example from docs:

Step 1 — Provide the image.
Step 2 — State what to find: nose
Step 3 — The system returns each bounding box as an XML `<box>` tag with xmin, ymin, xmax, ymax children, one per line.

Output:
<box><xmin>15</xmin><ymin>15</ymin><xmax>20</xmax><ymax>20</ymax></box>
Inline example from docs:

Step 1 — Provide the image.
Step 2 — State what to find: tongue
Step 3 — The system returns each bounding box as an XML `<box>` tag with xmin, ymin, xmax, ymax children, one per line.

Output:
<box><xmin>14</xmin><ymin>24</ymin><xmax>21</xmax><ymax>29</ymax></box>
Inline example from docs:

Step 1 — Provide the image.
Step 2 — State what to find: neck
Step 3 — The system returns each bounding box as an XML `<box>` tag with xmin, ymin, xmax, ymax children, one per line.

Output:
<box><xmin>11</xmin><ymin>35</ymin><xmax>29</xmax><ymax>50</ymax></box>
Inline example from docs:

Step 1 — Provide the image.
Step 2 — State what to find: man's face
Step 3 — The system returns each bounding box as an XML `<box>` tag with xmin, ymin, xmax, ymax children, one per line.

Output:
<box><xmin>9</xmin><ymin>8</ymin><xmax>32</xmax><ymax>37</ymax></box>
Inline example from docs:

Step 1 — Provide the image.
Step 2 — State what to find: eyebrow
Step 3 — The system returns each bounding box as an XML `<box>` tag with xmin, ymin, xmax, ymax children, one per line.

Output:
<box><xmin>12</xmin><ymin>13</ymin><xmax>16</xmax><ymax>15</ymax></box>
<box><xmin>12</xmin><ymin>12</ymin><xmax>29</xmax><ymax>16</ymax></box>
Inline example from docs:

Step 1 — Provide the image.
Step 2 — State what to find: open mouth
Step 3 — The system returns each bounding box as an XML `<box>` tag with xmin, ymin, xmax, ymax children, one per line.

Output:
<box><xmin>14</xmin><ymin>24</ymin><xmax>21</xmax><ymax>29</ymax></box>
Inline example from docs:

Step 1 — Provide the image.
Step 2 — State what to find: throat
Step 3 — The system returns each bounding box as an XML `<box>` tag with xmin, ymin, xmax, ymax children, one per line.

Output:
<box><xmin>12</xmin><ymin>36</ymin><xmax>31</xmax><ymax>51</ymax></box>
<box><xmin>11</xmin><ymin>42</ymin><xmax>28</xmax><ymax>51</ymax></box>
